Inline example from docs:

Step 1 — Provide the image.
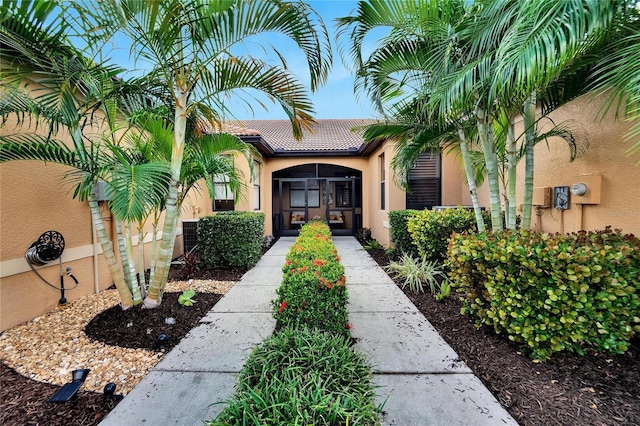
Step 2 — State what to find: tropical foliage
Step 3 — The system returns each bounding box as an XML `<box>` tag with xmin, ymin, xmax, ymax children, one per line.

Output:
<box><xmin>0</xmin><ymin>0</ymin><xmax>332</xmax><ymax>309</ymax></box>
<box><xmin>338</xmin><ymin>0</ymin><xmax>639</xmax><ymax>231</ymax></box>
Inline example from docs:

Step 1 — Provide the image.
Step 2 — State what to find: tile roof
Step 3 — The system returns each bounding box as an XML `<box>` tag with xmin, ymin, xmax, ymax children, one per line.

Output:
<box><xmin>223</xmin><ymin>119</ymin><xmax>376</xmax><ymax>153</ymax></box>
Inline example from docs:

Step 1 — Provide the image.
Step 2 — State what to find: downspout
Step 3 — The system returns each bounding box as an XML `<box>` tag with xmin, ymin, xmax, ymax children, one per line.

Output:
<box><xmin>91</xmin><ymin>208</ymin><xmax>100</xmax><ymax>294</ymax></box>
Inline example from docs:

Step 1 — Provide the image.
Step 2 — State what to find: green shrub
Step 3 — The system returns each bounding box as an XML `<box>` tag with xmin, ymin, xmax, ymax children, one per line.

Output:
<box><xmin>447</xmin><ymin>228</ymin><xmax>640</xmax><ymax>361</ymax></box>
<box><xmin>197</xmin><ymin>212</ymin><xmax>265</xmax><ymax>268</ymax></box>
<box><xmin>384</xmin><ymin>252</ymin><xmax>449</xmax><ymax>295</ymax></box>
<box><xmin>274</xmin><ymin>221</ymin><xmax>349</xmax><ymax>337</ymax></box>
<box><xmin>210</xmin><ymin>327</ymin><xmax>381</xmax><ymax>426</ymax></box>
<box><xmin>408</xmin><ymin>207</ymin><xmax>478</xmax><ymax>262</ymax></box>
<box><xmin>388</xmin><ymin>210</ymin><xmax>419</xmax><ymax>256</ymax></box>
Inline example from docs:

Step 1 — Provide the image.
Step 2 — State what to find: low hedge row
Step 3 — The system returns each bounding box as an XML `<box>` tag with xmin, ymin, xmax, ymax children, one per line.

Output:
<box><xmin>197</xmin><ymin>211</ymin><xmax>265</xmax><ymax>268</ymax></box>
<box><xmin>408</xmin><ymin>207</ymin><xmax>478</xmax><ymax>262</ymax></box>
<box><xmin>447</xmin><ymin>228</ymin><xmax>640</xmax><ymax>361</ymax></box>
<box><xmin>210</xmin><ymin>221</ymin><xmax>380</xmax><ymax>425</ymax></box>
<box><xmin>274</xmin><ymin>221</ymin><xmax>349</xmax><ymax>337</ymax></box>
<box><xmin>388</xmin><ymin>210</ymin><xmax>419</xmax><ymax>257</ymax></box>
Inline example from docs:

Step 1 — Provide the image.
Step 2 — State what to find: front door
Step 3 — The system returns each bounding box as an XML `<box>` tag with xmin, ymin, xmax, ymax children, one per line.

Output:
<box><xmin>273</xmin><ymin>176</ymin><xmax>358</xmax><ymax>236</ymax></box>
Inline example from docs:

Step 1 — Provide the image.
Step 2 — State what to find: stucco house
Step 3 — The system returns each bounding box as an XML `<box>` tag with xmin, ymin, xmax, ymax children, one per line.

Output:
<box><xmin>1</xmin><ymin>93</ymin><xmax>638</xmax><ymax>330</ymax></box>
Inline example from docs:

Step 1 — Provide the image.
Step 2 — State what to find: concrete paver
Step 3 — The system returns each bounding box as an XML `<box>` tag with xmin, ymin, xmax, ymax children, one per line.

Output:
<box><xmin>208</xmin><ymin>285</ymin><xmax>277</xmax><ymax>313</ymax></box>
<box><xmin>347</xmin><ymin>285</ymin><xmax>418</xmax><ymax>313</ymax></box>
<box><xmin>238</xmin><ymin>266</ymin><xmax>283</xmax><ymax>286</ymax></box>
<box><xmin>99</xmin><ymin>371</ymin><xmax>237</xmax><ymax>426</ymax></box>
<box><xmin>350</xmin><ymin>311</ymin><xmax>470</xmax><ymax>374</ymax></box>
<box><xmin>374</xmin><ymin>374</ymin><xmax>518</xmax><ymax>426</ymax></box>
<box><xmin>158</xmin><ymin>312</ymin><xmax>275</xmax><ymax>372</ymax></box>
<box><xmin>100</xmin><ymin>236</ymin><xmax>517</xmax><ymax>426</ymax></box>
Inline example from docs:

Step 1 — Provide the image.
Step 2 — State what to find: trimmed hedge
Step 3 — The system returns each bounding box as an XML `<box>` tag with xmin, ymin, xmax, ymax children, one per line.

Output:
<box><xmin>273</xmin><ymin>221</ymin><xmax>349</xmax><ymax>337</ymax></box>
<box><xmin>408</xmin><ymin>207</ymin><xmax>478</xmax><ymax>262</ymax></box>
<box><xmin>447</xmin><ymin>228</ymin><xmax>640</xmax><ymax>361</ymax></box>
<box><xmin>210</xmin><ymin>327</ymin><xmax>379</xmax><ymax>426</ymax></box>
<box><xmin>388</xmin><ymin>210</ymin><xmax>419</xmax><ymax>256</ymax></box>
<box><xmin>210</xmin><ymin>221</ymin><xmax>381</xmax><ymax>425</ymax></box>
<box><xmin>197</xmin><ymin>211</ymin><xmax>265</xmax><ymax>268</ymax></box>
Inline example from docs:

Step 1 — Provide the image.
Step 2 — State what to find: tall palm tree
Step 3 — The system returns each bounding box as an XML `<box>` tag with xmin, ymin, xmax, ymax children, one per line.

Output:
<box><xmin>337</xmin><ymin>0</ymin><xmax>496</xmax><ymax>230</ymax></box>
<box><xmin>2</xmin><ymin>0</ymin><xmax>332</xmax><ymax>309</ymax></box>
<box><xmin>339</xmin><ymin>0</ymin><xmax>631</xmax><ymax>232</ymax></box>
<box><xmin>0</xmin><ymin>0</ymin><xmax>144</xmax><ymax>308</ymax></box>
<box><xmin>67</xmin><ymin>0</ymin><xmax>332</xmax><ymax>308</ymax></box>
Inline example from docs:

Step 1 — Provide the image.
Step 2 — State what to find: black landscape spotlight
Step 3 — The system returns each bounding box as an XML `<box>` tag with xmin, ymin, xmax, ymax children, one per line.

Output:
<box><xmin>49</xmin><ymin>368</ymin><xmax>91</xmax><ymax>403</ymax></box>
<box><xmin>156</xmin><ymin>333</ymin><xmax>169</xmax><ymax>350</ymax></box>
<box><xmin>103</xmin><ymin>382</ymin><xmax>124</xmax><ymax>403</ymax></box>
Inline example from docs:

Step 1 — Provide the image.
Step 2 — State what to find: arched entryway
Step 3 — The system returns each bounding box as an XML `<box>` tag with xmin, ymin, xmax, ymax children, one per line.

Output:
<box><xmin>272</xmin><ymin>163</ymin><xmax>362</xmax><ymax>236</ymax></box>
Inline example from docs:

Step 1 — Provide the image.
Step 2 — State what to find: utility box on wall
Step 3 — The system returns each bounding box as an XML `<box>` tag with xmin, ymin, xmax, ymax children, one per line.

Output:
<box><xmin>532</xmin><ymin>187</ymin><xmax>552</xmax><ymax>208</ymax></box>
<box><xmin>570</xmin><ymin>174</ymin><xmax>602</xmax><ymax>204</ymax></box>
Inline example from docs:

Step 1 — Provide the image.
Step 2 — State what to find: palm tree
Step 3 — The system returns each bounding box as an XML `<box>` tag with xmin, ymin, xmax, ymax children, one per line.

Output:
<box><xmin>589</xmin><ymin>6</ymin><xmax>640</xmax><ymax>162</ymax></box>
<box><xmin>339</xmin><ymin>0</ymin><xmax>631</xmax><ymax>232</ymax></box>
<box><xmin>2</xmin><ymin>0</ymin><xmax>332</xmax><ymax>309</ymax></box>
<box><xmin>337</xmin><ymin>0</ymin><xmax>496</xmax><ymax>230</ymax></box>
<box><xmin>0</xmin><ymin>0</ymin><xmax>144</xmax><ymax>308</ymax></box>
<box><xmin>68</xmin><ymin>0</ymin><xmax>331</xmax><ymax>308</ymax></box>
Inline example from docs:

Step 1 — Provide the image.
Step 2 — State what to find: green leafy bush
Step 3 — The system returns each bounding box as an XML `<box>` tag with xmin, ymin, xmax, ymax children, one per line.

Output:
<box><xmin>447</xmin><ymin>228</ymin><xmax>640</xmax><ymax>361</ymax></box>
<box><xmin>210</xmin><ymin>327</ymin><xmax>381</xmax><ymax>426</ymax></box>
<box><xmin>197</xmin><ymin>212</ymin><xmax>265</xmax><ymax>268</ymax></box>
<box><xmin>408</xmin><ymin>207</ymin><xmax>478</xmax><ymax>262</ymax></box>
<box><xmin>274</xmin><ymin>221</ymin><xmax>349</xmax><ymax>337</ymax></box>
<box><xmin>388</xmin><ymin>210</ymin><xmax>419</xmax><ymax>256</ymax></box>
<box><xmin>384</xmin><ymin>252</ymin><xmax>449</xmax><ymax>295</ymax></box>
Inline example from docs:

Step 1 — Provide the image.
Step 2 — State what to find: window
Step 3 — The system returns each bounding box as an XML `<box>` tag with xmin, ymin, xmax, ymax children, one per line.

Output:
<box><xmin>379</xmin><ymin>154</ymin><xmax>386</xmax><ymax>210</ymax></box>
<box><xmin>335</xmin><ymin>181</ymin><xmax>352</xmax><ymax>207</ymax></box>
<box><xmin>290</xmin><ymin>180</ymin><xmax>320</xmax><ymax>208</ymax></box>
<box><xmin>213</xmin><ymin>175</ymin><xmax>234</xmax><ymax>211</ymax></box>
<box><xmin>406</xmin><ymin>153</ymin><xmax>441</xmax><ymax>209</ymax></box>
<box><xmin>253</xmin><ymin>160</ymin><xmax>260</xmax><ymax>210</ymax></box>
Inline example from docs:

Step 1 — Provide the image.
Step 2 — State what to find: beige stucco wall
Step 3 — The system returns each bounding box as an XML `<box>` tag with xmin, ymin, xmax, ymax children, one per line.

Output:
<box><xmin>0</xmin><ymin>108</ymin><xmax>203</xmax><ymax>331</ymax></box>
<box><xmin>0</xmin><ymin>115</ymin><xmax>115</xmax><ymax>330</ymax></box>
<box><xmin>517</xmin><ymin>94</ymin><xmax>639</xmax><ymax>234</ymax></box>
<box><xmin>440</xmin><ymin>93</ymin><xmax>639</xmax><ymax>235</ymax></box>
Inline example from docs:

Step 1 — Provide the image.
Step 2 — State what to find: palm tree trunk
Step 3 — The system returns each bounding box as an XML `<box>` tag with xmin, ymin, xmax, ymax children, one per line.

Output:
<box><xmin>457</xmin><ymin>127</ymin><xmax>485</xmax><ymax>232</ymax></box>
<box><xmin>137</xmin><ymin>226</ymin><xmax>147</xmax><ymax>297</ymax></box>
<box><xmin>521</xmin><ymin>93</ymin><xmax>537</xmax><ymax>229</ymax></box>
<box><xmin>476</xmin><ymin>107</ymin><xmax>503</xmax><ymax>231</ymax></box>
<box><xmin>506</xmin><ymin>121</ymin><xmax>517</xmax><ymax>229</ymax></box>
<box><xmin>115</xmin><ymin>219</ymin><xmax>142</xmax><ymax>304</ymax></box>
<box><xmin>124</xmin><ymin>222</ymin><xmax>142</xmax><ymax>303</ymax></box>
<box><xmin>87</xmin><ymin>197</ymin><xmax>133</xmax><ymax>309</ymax></box>
<box><xmin>144</xmin><ymin>90</ymin><xmax>188</xmax><ymax>308</ymax></box>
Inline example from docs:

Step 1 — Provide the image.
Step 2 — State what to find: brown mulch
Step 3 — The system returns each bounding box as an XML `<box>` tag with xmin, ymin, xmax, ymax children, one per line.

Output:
<box><xmin>0</xmin><ymin>265</ymin><xmax>245</xmax><ymax>426</ymax></box>
<box><xmin>366</xmin><ymin>245</ymin><xmax>640</xmax><ymax>426</ymax></box>
<box><xmin>3</xmin><ymin>236</ymin><xmax>639</xmax><ymax>426</ymax></box>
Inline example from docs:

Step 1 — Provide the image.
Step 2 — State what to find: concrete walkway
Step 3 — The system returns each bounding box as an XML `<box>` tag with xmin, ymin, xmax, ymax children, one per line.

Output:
<box><xmin>100</xmin><ymin>236</ymin><xmax>517</xmax><ymax>425</ymax></box>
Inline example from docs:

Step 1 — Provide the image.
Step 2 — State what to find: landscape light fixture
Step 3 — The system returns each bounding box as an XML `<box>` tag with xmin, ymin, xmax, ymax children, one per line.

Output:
<box><xmin>156</xmin><ymin>334</ymin><xmax>169</xmax><ymax>350</ymax></box>
<box><xmin>49</xmin><ymin>369</ymin><xmax>91</xmax><ymax>403</ymax></box>
<box><xmin>103</xmin><ymin>382</ymin><xmax>123</xmax><ymax>403</ymax></box>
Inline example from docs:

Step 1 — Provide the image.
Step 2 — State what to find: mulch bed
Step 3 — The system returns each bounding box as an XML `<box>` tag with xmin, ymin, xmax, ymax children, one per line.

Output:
<box><xmin>0</xmin><ymin>265</ymin><xmax>245</xmax><ymax>426</ymax></box>
<box><xmin>3</xmin><ymin>239</ymin><xmax>639</xmax><ymax>426</ymax></box>
<box><xmin>366</xmin><ymin>245</ymin><xmax>640</xmax><ymax>426</ymax></box>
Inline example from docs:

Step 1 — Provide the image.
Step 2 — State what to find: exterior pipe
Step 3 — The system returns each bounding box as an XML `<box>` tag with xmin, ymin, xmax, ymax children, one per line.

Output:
<box><xmin>91</xmin><ymin>210</ymin><xmax>100</xmax><ymax>294</ymax></box>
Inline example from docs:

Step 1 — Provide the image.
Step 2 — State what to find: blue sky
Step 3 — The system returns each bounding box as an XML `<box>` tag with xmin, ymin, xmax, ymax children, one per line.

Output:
<box><xmin>226</xmin><ymin>0</ymin><xmax>378</xmax><ymax>120</ymax></box>
<box><xmin>102</xmin><ymin>1</ymin><xmax>379</xmax><ymax>120</ymax></box>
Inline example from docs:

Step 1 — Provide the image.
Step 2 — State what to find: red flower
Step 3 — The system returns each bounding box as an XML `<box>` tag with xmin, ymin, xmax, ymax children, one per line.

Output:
<box><xmin>279</xmin><ymin>301</ymin><xmax>288</xmax><ymax>314</ymax></box>
<box><xmin>326</xmin><ymin>282</ymin><xmax>332</xmax><ymax>289</ymax></box>
<box><xmin>345</xmin><ymin>323</ymin><xmax>353</xmax><ymax>329</ymax></box>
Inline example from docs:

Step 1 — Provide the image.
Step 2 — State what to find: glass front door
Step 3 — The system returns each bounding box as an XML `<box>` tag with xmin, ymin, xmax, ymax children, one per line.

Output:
<box><xmin>273</xmin><ymin>176</ymin><xmax>359</xmax><ymax>236</ymax></box>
